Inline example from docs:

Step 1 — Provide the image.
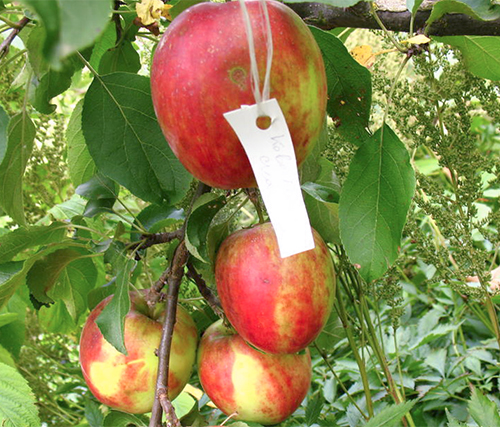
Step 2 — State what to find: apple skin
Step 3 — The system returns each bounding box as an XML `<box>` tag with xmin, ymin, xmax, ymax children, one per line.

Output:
<box><xmin>79</xmin><ymin>290</ymin><xmax>198</xmax><ymax>414</ymax></box>
<box><xmin>215</xmin><ymin>222</ymin><xmax>335</xmax><ymax>354</ymax></box>
<box><xmin>198</xmin><ymin>320</ymin><xmax>312</xmax><ymax>425</ymax></box>
<box><xmin>151</xmin><ymin>0</ymin><xmax>327</xmax><ymax>189</ymax></box>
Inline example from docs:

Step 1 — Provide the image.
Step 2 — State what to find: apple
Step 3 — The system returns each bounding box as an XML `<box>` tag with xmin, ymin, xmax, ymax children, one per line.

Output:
<box><xmin>79</xmin><ymin>290</ymin><xmax>198</xmax><ymax>414</ymax></box>
<box><xmin>151</xmin><ymin>0</ymin><xmax>327</xmax><ymax>189</ymax></box>
<box><xmin>198</xmin><ymin>320</ymin><xmax>311</xmax><ymax>425</ymax></box>
<box><xmin>215</xmin><ymin>222</ymin><xmax>335</xmax><ymax>354</ymax></box>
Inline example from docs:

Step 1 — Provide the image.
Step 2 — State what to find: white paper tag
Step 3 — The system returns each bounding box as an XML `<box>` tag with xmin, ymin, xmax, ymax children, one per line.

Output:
<box><xmin>224</xmin><ymin>98</ymin><xmax>315</xmax><ymax>258</ymax></box>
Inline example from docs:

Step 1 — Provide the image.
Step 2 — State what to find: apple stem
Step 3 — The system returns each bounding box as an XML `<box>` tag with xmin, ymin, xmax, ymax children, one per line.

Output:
<box><xmin>245</xmin><ymin>188</ymin><xmax>266</xmax><ymax>223</ymax></box>
<box><xmin>186</xmin><ymin>261</ymin><xmax>224</xmax><ymax>317</ymax></box>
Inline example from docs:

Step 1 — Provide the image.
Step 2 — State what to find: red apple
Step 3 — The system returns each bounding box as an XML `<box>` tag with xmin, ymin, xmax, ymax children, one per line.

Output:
<box><xmin>198</xmin><ymin>320</ymin><xmax>311</xmax><ymax>425</ymax></box>
<box><xmin>151</xmin><ymin>0</ymin><xmax>327</xmax><ymax>189</ymax></box>
<box><xmin>215</xmin><ymin>222</ymin><xmax>335</xmax><ymax>354</ymax></box>
<box><xmin>79</xmin><ymin>290</ymin><xmax>198</xmax><ymax>414</ymax></box>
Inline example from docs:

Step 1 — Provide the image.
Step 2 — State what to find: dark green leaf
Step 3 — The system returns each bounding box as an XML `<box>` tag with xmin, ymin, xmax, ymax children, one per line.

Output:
<box><xmin>305</xmin><ymin>393</ymin><xmax>325</xmax><ymax>425</ymax></box>
<box><xmin>82</xmin><ymin>72</ymin><xmax>192</xmax><ymax>204</ymax></box>
<box><xmin>339</xmin><ymin>125</ymin><xmax>415</xmax><ymax>282</ymax></box>
<box><xmin>302</xmin><ymin>182</ymin><xmax>340</xmax><ymax>204</ymax></box>
<box><xmin>0</xmin><ymin>105</ymin><xmax>8</xmax><ymax>165</ymax></box>
<box><xmin>103</xmin><ymin>411</ymin><xmax>148</xmax><ymax>427</ymax></box>
<box><xmin>410</xmin><ymin>323</ymin><xmax>462</xmax><ymax>350</ymax></box>
<box><xmin>170</xmin><ymin>0</ymin><xmax>207</xmax><ymax>19</ymax></box>
<box><xmin>26</xmin><ymin>25</ymin><xmax>49</xmax><ymax>78</ymax></box>
<box><xmin>0</xmin><ymin>112</ymin><xmax>36</xmax><ymax>225</ymax></box>
<box><xmin>468</xmin><ymin>387</ymin><xmax>500</xmax><ymax>427</ymax></box>
<box><xmin>0</xmin><ymin>262</ymin><xmax>27</xmax><ymax>311</ymax></box>
<box><xmin>85</xmin><ymin>398</ymin><xmax>105</xmax><ymax>427</ymax></box>
<box><xmin>132</xmin><ymin>203</ymin><xmax>184</xmax><ymax>241</ymax></box>
<box><xmin>434</xmin><ymin>36</ymin><xmax>500</xmax><ymax>81</ymax></box>
<box><xmin>20</xmin><ymin>0</ymin><xmax>112</xmax><ymax>66</ymax></box>
<box><xmin>96</xmin><ymin>258</ymin><xmax>136</xmax><ymax>354</ymax></box>
<box><xmin>310</xmin><ymin>26</ymin><xmax>372</xmax><ymax>145</ymax></box>
<box><xmin>0</xmin><ymin>313</ymin><xmax>18</xmax><ymax>329</ymax></box>
<box><xmin>76</xmin><ymin>174</ymin><xmax>118</xmax><ymax>218</ymax></box>
<box><xmin>32</xmin><ymin>59</ymin><xmax>77</xmax><ymax>114</ymax></box>
<box><xmin>185</xmin><ymin>193</ymin><xmax>227</xmax><ymax>263</ymax></box>
<box><xmin>427</xmin><ymin>0</ymin><xmax>500</xmax><ymax>29</ymax></box>
<box><xmin>446</xmin><ymin>409</ymin><xmax>468</xmax><ymax>427</ymax></box>
<box><xmin>364</xmin><ymin>400</ymin><xmax>416</xmax><ymax>427</ymax></box>
<box><xmin>0</xmin><ymin>222</ymin><xmax>68</xmax><ymax>262</ymax></box>
<box><xmin>0</xmin><ymin>1</ymin><xmax>5</xmax><ymax>12</ymax></box>
<box><xmin>27</xmin><ymin>248</ymin><xmax>86</xmax><ymax>305</ymax></box>
<box><xmin>98</xmin><ymin>40</ymin><xmax>141</xmax><ymax>75</ymax></box>
<box><xmin>89</xmin><ymin>22</ymin><xmax>117</xmax><ymax>70</ymax></box>
<box><xmin>0</xmin><ymin>362</ymin><xmax>40</xmax><ymax>427</ymax></box>
<box><xmin>38</xmin><ymin>299</ymin><xmax>77</xmax><ymax>333</ymax></box>
<box><xmin>0</xmin><ymin>295</ymin><xmax>26</xmax><ymax>358</ymax></box>
<box><xmin>67</xmin><ymin>100</ymin><xmax>98</xmax><ymax>187</ymax></box>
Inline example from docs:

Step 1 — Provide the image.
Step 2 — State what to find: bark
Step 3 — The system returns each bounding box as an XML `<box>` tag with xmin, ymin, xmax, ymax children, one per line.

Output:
<box><xmin>288</xmin><ymin>1</ymin><xmax>500</xmax><ymax>36</ymax></box>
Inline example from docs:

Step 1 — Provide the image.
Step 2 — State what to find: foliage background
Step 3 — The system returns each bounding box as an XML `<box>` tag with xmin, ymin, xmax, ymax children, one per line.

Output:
<box><xmin>1</xmin><ymin>0</ymin><xmax>500</xmax><ymax>426</ymax></box>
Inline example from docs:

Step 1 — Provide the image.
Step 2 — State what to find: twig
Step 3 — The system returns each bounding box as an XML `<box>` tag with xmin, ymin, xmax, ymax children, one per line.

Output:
<box><xmin>186</xmin><ymin>261</ymin><xmax>224</xmax><ymax>317</ymax></box>
<box><xmin>149</xmin><ymin>240</ymin><xmax>189</xmax><ymax>427</ymax></box>
<box><xmin>158</xmin><ymin>386</ymin><xmax>181</xmax><ymax>427</ymax></box>
<box><xmin>112</xmin><ymin>0</ymin><xmax>123</xmax><ymax>44</ymax></box>
<box><xmin>129</xmin><ymin>229</ymin><xmax>184</xmax><ymax>254</ymax></box>
<box><xmin>0</xmin><ymin>16</ymin><xmax>30</xmax><ymax>60</ymax></box>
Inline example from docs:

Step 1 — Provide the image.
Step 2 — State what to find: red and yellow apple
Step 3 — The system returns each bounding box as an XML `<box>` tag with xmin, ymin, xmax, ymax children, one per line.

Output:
<box><xmin>215</xmin><ymin>222</ymin><xmax>336</xmax><ymax>354</ymax></box>
<box><xmin>151</xmin><ymin>0</ymin><xmax>327</xmax><ymax>189</ymax></box>
<box><xmin>198</xmin><ymin>320</ymin><xmax>311</xmax><ymax>425</ymax></box>
<box><xmin>79</xmin><ymin>290</ymin><xmax>198</xmax><ymax>414</ymax></box>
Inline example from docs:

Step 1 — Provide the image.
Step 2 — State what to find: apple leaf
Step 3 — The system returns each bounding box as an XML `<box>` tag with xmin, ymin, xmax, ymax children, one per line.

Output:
<box><xmin>85</xmin><ymin>398</ymin><xmax>105</xmax><ymax>427</ymax></box>
<box><xmin>0</xmin><ymin>313</ymin><xmax>18</xmax><ymax>329</ymax></box>
<box><xmin>89</xmin><ymin>22</ymin><xmax>117</xmax><ymax>70</ymax></box>
<box><xmin>0</xmin><ymin>344</ymin><xmax>15</xmax><ymax>368</ymax></box>
<box><xmin>38</xmin><ymin>300</ymin><xmax>77</xmax><ymax>334</ymax></box>
<box><xmin>426</xmin><ymin>0</ymin><xmax>500</xmax><ymax>30</ymax></box>
<box><xmin>67</xmin><ymin>100</ymin><xmax>97</xmax><ymax>187</ymax></box>
<box><xmin>0</xmin><ymin>105</ymin><xmax>8</xmax><ymax>165</ymax></box>
<box><xmin>82</xmin><ymin>72</ymin><xmax>192</xmax><ymax>205</ymax></box>
<box><xmin>0</xmin><ymin>112</ymin><xmax>36</xmax><ymax>226</ymax></box>
<box><xmin>76</xmin><ymin>174</ymin><xmax>119</xmax><ymax>218</ymax></box>
<box><xmin>363</xmin><ymin>400</ymin><xmax>416</xmax><ymax>427</ymax></box>
<box><xmin>103</xmin><ymin>411</ymin><xmax>148</xmax><ymax>427</ymax></box>
<box><xmin>98</xmin><ymin>40</ymin><xmax>141</xmax><ymax>75</ymax></box>
<box><xmin>468</xmin><ymin>387</ymin><xmax>500</xmax><ymax>427</ymax></box>
<box><xmin>0</xmin><ymin>362</ymin><xmax>40</xmax><ymax>427</ymax></box>
<box><xmin>19</xmin><ymin>0</ymin><xmax>112</xmax><ymax>67</ymax></box>
<box><xmin>172</xmin><ymin>392</ymin><xmax>196</xmax><ymax>419</ymax></box>
<box><xmin>185</xmin><ymin>193</ymin><xmax>227</xmax><ymax>264</ymax></box>
<box><xmin>339</xmin><ymin>124</ymin><xmax>415</xmax><ymax>283</ymax></box>
<box><xmin>407</xmin><ymin>0</ymin><xmax>424</xmax><ymax>14</ymax></box>
<box><xmin>0</xmin><ymin>222</ymin><xmax>68</xmax><ymax>262</ymax></box>
<box><xmin>0</xmin><ymin>262</ymin><xmax>27</xmax><ymax>311</ymax></box>
<box><xmin>0</xmin><ymin>295</ymin><xmax>26</xmax><ymax>359</ymax></box>
<box><xmin>433</xmin><ymin>36</ymin><xmax>500</xmax><ymax>81</ymax></box>
<box><xmin>96</xmin><ymin>257</ymin><xmax>136</xmax><ymax>354</ymax></box>
<box><xmin>131</xmin><ymin>203</ymin><xmax>184</xmax><ymax>242</ymax></box>
<box><xmin>309</xmin><ymin>26</ymin><xmax>372</xmax><ymax>146</ymax></box>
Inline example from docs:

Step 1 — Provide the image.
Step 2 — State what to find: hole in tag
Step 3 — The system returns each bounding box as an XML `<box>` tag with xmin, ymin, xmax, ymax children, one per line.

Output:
<box><xmin>256</xmin><ymin>115</ymin><xmax>272</xmax><ymax>130</ymax></box>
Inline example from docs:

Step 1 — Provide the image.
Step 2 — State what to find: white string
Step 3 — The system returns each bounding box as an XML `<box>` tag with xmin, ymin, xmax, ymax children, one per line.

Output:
<box><xmin>238</xmin><ymin>0</ymin><xmax>273</xmax><ymax>110</ymax></box>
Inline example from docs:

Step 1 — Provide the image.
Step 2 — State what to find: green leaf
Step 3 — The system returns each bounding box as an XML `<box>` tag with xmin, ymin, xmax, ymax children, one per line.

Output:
<box><xmin>0</xmin><ymin>105</ymin><xmax>8</xmax><ymax>165</ymax></box>
<box><xmin>410</xmin><ymin>323</ymin><xmax>462</xmax><ymax>350</ymax></box>
<box><xmin>82</xmin><ymin>72</ymin><xmax>192</xmax><ymax>205</ymax></box>
<box><xmin>0</xmin><ymin>362</ymin><xmax>40</xmax><ymax>427</ymax></box>
<box><xmin>76</xmin><ymin>174</ymin><xmax>118</xmax><ymax>217</ymax></box>
<box><xmin>426</xmin><ymin>0</ymin><xmax>500</xmax><ymax>29</ymax></box>
<box><xmin>339</xmin><ymin>125</ymin><xmax>416</xmax><ymax>282</ymax></box>
<box><xmin>0</xmin><ymin>222</ymin><xmax>68</xmax><ymax>262</ymax></box>
<box><xmin>0</xmin><ymin>262</ymin><xmax>26</xmax><ymax>311</ymax></box>
<box><xmin>302</xmin><ymin>182</ymin><xmax>340</xmax><ymax>204</ymax></box>
<box><xmin>170</xmin><ymin>0</ymin><xmax>207</xmax><ymax>19</ymax></box>
<box><xmin>0</xmin><ymin>344</ymin><xmax>15</xmax><ymax>368</ymax></box>
<box><xmin>363</xmin><ymin>400</ymin><xmax>416</xmax><ymax>427</ymax></box>
<box><xmin>38</xmin><ymin>299</ymin><xmax>76</xmax><ymax>333</ymax></box>
<box><xmin>98</xmin><ymin>40</ymin><xmax>141</xmax><ymax>75</ymax></box>
<box><xmin>85</xmin><ymin>398</ymin><xmax>104</xmax><ymax>427</ymax></box>
<box><xmin>314</xmin><ymin>310</ymin><xmax>345</xmax><ymax>352</ymax></box>
<box><xmin>20</xmin><ymin>0</ymin><xmax>112</xmax><ymax>66</ymax></box>
<box><xmin>0</xmin><ymin>295</ymin><xmax>26</xmax><ymax>358</ymax></box>
<box><xmin>446</xmin><ymin>409</ymin><xmax>469</xmax><ymax>427</ymax></box>
<box><xmin>284</xmin><ymin>0</ymin><xmax>361</xmax><ymax>8</ymax></box>
<box><xmin>310</xmin><ymin>26</ymin><xmax>372</xmax><ymax>145</ymax></box>
<box><xmin>434</xmin><ymin>36</ymin><xmax>500</xmax><ymax>81</ymax></box>
<box><xmin>89</xmin><ymin>22</ymin><xmax>116</xmax><ymax>70</ymax></box>
<box><xmin>305</xmin><ymin>393</ymin><xmax>324</xmax><ymax>425</ymax></box>
<box><xmin>0</xmin><ymin>313</ymin><xmax>18</xmax><ymax>329</ymax></box>
<box><xmin>185</xmin><ymin>193</ymin><xmax>227</xmax><ymax>263</ymax></box>
<box><xmin>103</xmin><ymin>411</ymin><xmax>148</xmax><ymax>427</ymax></box>
<box><xmin>0</xmin><ymin>112</ymin><xmax>36</xmax><ymax>225</ymax></box>
<box><xmin>407</xmin><ymin>0</ymin><xmax>424</xmax><ymax>14</ymax></box>
<box><xmin>96</xmin><ymin>258</ymin><xmax>135</xmax><ymax>354</ymax></box>
<box><xmin>132</xmin><ymin>203</ymin><xmax>184</xmax><ymax>242</ymax></box>
<box><xmin>468</xmin><ymin>387</ymin><xmax>500</xmax><ymax>427</ymax></box>
<box><xmin>67</xmin><ymin>100</ymin><xmax>97</xmax><ymax>187</ymax></box>
<box><xmin>172</xmin><ymin>392</ymin><xmax>196</xmax><ymax>419</ymax></box>
<box><xmin>31</xmin><ymin>59</ymin><xmax>77</xmax><ymax>114</ymax></box>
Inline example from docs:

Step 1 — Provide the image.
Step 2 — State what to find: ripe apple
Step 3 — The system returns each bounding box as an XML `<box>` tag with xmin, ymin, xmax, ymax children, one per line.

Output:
<box><xmin>79</xmin><ymin>290</ymin><xmax>198</xmax><ymax>414</ymax></box>
<box><xmin>198</xmin><ymin>320</ymin><xmax>311</xmax><ymax>425</ymax></box>
<box><xmin>151</xmin><ymin>0</ymin><xmax>327</xmax><ymax>189</ymax></box>
<box><xmin>215</xmin><ymin>222</ymin><xmax>335</xmax><ymax>354</ymax></box>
